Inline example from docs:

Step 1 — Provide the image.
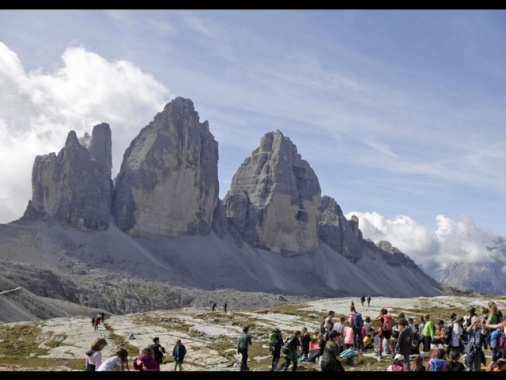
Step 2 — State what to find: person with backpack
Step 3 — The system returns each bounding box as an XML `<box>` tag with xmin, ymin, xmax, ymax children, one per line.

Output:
<box><xmin>395</xmin><ymin>318</ymin><xmax>413</xmax><ymax>370</ymax></box>
<box><xmin>486</xmin><ymin>320</ymin><xmax>506</xmax><ymax>362</ymax></box>
<box><xmin>237</xmin><ymin>325</ymin><xmax>252</xmax><ymax>371</ymax></box>
<box><xmin>281</xmin><ymin>330</ymin><xmax>302</xmax><ymax>371</ymax></box>
<box><xmin>348</xmin><ymin>306</ymin><xmax>364</xmax><ymax>351</ymax></box>
<box><xmin>374</xmin><ymin>308</ymin><xmax>394</xmax><ymax>358</ymax></box>
<box><xmin>150</xmin><ymin>337</ymin><xmax>166</xmax><ymax>367</ymax></box>
<box><xmin>427</xmin><ymin>348</ymin><xmax>449</xmax><ymax>371</ymax></box>
<box><xmin>464</xmin><ymin>315</ymin><xmax>488</xmax><ymax>371</ymax></box>
<box><xmin>268</xmin><ymin>327</ymin><xmax>283</xmax><ymax>371</ymax></box>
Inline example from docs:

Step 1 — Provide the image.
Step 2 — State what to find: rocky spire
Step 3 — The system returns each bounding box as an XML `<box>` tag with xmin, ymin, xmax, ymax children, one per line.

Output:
<box><xmin>26</xmin><ymin>123</ymin><xmax>113</xmax><ymax>230</ymax></box>
<box><xmin>112</xmin><ymin>97</ymin><xmax>219</xmax><ymax>237</ymax></box>
<box><xmin>224</xmin><ymin>130</ymin><xmax>321</xmax><ymax>252</ymax></box>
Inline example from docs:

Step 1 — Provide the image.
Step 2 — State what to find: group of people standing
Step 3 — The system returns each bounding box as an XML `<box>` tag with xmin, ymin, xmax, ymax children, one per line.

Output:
<box><xmin>84</xmin><ymin>336</ymin><xmax>187</xmax><ymax>371</ymax></box>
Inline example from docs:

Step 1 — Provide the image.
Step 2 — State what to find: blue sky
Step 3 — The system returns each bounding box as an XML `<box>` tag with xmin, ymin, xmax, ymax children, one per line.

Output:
<box><xmin>1</xmin><ymin>10</ymin><xmax>505</xmax><ymax>270</ymax></box>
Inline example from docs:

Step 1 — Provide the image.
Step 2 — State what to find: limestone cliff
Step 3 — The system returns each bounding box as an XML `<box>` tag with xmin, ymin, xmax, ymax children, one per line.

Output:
<box><xmin>112</xmin><ymin>97</ymin><xmax>219</xmax><ymax>237</ymax></box>
<box><xmin>224</xmin><ymin>130</ymin><xmax>321</xmax><ymax>252</ymax></box>
<box><xmin>25</xmin><ymin>123</ymin><xmax>112</xmax><ymax>230</ymax></box>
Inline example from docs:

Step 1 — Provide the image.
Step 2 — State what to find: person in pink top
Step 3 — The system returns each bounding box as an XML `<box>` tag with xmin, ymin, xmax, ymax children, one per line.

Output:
<box><xmin>343</xmin><ymin>320</ymin><xmax>355</xmax><ymax>349</ymax></box>
<box><xmin>133</xmin><ymin>346</ymin><xmax>160</xmax><ymax>371</ymax></box>
<box><xmin>387</xmin><ymin>354</ymin><xmax>407</xmax><ymax>371</ymax></box>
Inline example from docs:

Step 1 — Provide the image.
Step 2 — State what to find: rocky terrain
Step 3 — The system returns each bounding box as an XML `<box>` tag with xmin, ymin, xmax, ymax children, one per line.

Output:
<box><xmin>0</xmin><ymin>294</ymin><xmax>504</xmax><ymax>372</ymax></box>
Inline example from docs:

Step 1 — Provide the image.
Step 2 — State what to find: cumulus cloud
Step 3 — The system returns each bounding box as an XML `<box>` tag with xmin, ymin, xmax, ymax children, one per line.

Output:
<box><xmin>0</xmin><ymin>42</ymin><xmax>170</xmax><ymax>224</ymax></box>
<box><xmin>346</xmin><ymin>211</ymin><xmax>498</xmax><ymax>269</ymax></box>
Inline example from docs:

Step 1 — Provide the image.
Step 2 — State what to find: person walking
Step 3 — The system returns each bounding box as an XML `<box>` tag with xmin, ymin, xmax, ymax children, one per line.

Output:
<box><xmin>224</xmin><ymin>302</ymin><xmax>228</xmax><ymax>313</ymax></box>
<box><xmin>172</xmin><ymin>339</ymin><xmax>187</xmax><ymax>371</ymax></box>
<box><xmin>237</xmin><ymin>325</ymin><xmax>252</xmax><ymax>371</ymax></box>
<box><xmin>151</xmin><ymin>337</ymin><xmax>166</xmax><ymax>367</ymax></box>
<box><xmin>212</xmin><ymin>302</ymin><xmax>217</xmax><ymax>312</ymax></box>
<box><xmin>367</xmin><ymin>296</ymin><xmax>371</xmax><ymax>307</ymax></box>
<box><xmin>281</xmin><ymin>330</ymin><xmax>302</xmax><ymax>371</ymax></box>
<box><xmin>84</xmin><ymin>337</ymin><xmax>108</xmax><ymax>371</ymax></box>
<box><xmin>268</xmin><ymin>327</ymin><xmax>283</xmax><ymax>371</ymax></box>
<box><xmin>360</xmin><ymin>295</ymin><xmax>365</xmax><ymax>307</ymax></box>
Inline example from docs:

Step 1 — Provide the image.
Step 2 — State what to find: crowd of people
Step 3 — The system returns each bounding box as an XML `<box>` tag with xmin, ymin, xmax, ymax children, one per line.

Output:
<box><xmin>84</xmin><ymin>336</ymin><xmax>186</xmax><ymax>372</ymax></box>
<box><xmin>84</xmin><ymin>297</ymin><xmax>506</xmax><ymax>371</ymax></box>
<box><xmin>261</xmin><ymin>298</ymin><xmax>506</xmax><ymax>371</ymax></box>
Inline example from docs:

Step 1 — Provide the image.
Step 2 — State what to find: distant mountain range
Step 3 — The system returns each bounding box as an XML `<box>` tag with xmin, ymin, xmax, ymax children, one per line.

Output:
<box><xmin>1</xmin><ymin>97</ymin><xmax>495</xmax><ymax>322</ymax></box>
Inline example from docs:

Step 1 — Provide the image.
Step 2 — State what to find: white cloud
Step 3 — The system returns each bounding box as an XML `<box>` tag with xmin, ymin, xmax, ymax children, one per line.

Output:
<box><xmin>346</xmin><ymin>210</ymin><xmax>499</xmax><ymax>269</ymax></box>
<box><xmin>0</xmin><ymin>42</ymin><xmax>170</xmax><ymax>224</ymax></box>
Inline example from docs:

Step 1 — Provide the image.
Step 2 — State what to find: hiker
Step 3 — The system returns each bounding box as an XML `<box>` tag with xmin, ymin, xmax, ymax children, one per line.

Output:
<box><xmin>367</xmin><ymin>295</ymin><xmax>371</xmax><ymax>306</ymax></box>
<box><xmin>464</xmin><ymin>315</ymin><xmax>487</xmax><ymax>371</ymax></box>
<box><xmin>224</xmin><ymin>302</ymin><xmax>228</xmax><ymax>313</ymax></box>
<box><xmin>447</xmin><ymin>316</ymin><xmax>464</xmax><ymax>356</ymax></box>
<box><xmin>395</xmin><ymin>318</ymin><xmax>413</xmax><ymax>370</ymax></box>
<box><xmin>132</xmin><ymin>346</ymin><xmax>159</xmax><ymax>371</ymax></box>
<box><xmin>94</xmin><ymin>313</ymin><xmax>101</xmax><ymax>330</ymax></box>
<box><xmin>447</xmin><ymin>351</ymin><xmax>466</xmax><ymax>371</ymax></box>
<box><xmin>431</xmin><ymin>319</ymin><xmax>446</xmax><ymax>348</ymax></box>
<box><xmin>84</xmin><ymin>337</ymin><xmax>108</xmax><ymax>371</ymax></box>
<box><xmin>387</xmin><ymin>353</ymin><xmax>407</xmax><ymax>371</ymax></box>
<box><xmin>237</xmin><ymin>325</ymin><xmax>252</xmax><ymax>371</ymax></box>
<box><xmin>332</xmin><ymin>316</ymin><xmax>346</xmax><ymax>353</ymax></box>
<box><xmin>374</xmin><ymin>308</ymin><xmax>394</xmax><ymax>358</ymax></box>
<box><xmin>422</xmin><ymin>313</ymin><xmax>435</xmax><ymax>353</ymax></box>
<box><xmin>268</xmin><ymin>327</ymin><xmax>283</xmax><ymax>371</ymax></box>
<box><xmin>320</xmin><ymin>330</ymin><xmax>343</xmax><ymax>371</ymax></box>
<box><xmin>91</xmin><ymin>315</ymin><xmax>95</xmax><ymax>327</ymax></box>
<box><xmin>151</xmin><ymin>337</ymin><xmax>166</xmax><ymax>366</ymax></box>
<box><xmin>348</xmin><ymin>306</ymin><xmax>364</xmax><ymax>351</ymax></box>
<box><xmin>172</xmin><ymin>339</ymin><xmax>187</xmax><ymax>371</ymax></box>
<box><xmin>307</xmin><ymin>330</ymin><xmax>325</xmax><ymax>364</ymax></box>
<box><xmin>427</xmin><ymin>348</ymin><xmax>449</xmax><ymax>371</ymax></box>
<box><xmin>299</xmin><ymin>327</ymin><xmax>311</xmax><ymax>362</ymax></box>
<box><xmin>96</xmin><ymin>347</ymin><xmax>129</xmax><ymax>371</ymax></box>
<box><xmin>281</xmin><ymin>330</ymin><xmax>302</xmax><ymax>371</ymax></box>
<box><xmin>212</xmin><ymin>302</ymin><xmax>217</xmax><ymax>312</ymax></box>
<box><xmin>410</xmin><ymin>354</ymin><xmax>426</xmax><ymax>371</ymax></box>
<box><xmin>360</xmin><ymin>295</ymin><xmax>365</xmax><ymax>307</ymax></box>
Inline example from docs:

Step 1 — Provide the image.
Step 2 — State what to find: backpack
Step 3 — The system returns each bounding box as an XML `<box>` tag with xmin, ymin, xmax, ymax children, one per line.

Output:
<box><xmin>430</xmin><ymin>358</ymin><xmax>446</xmax><ymax>371</ymax></box>
<box><xmin>353</xmin><ymin>312</ymin><xmax>364</xmax><ymax>329</ymax></box>
<box><xmin>382</xmin><ymin>314</ymin><xmax>393</xmax><ymax>331</ymax></box>
<box><xmin>282</xmin><ymin>338</ymin><xmax>293</xmax><ymax>355</ymax></box>
<box><xmin>269</xmin><ymin>332</ymin><xmax>281</xmax><ymax>351</ymax></box>
<box><xmin>490</xmin><ymin>329</ymin><xmax>505</xmax><ymax>352</ymax></box>
<box><xmin>443</xmin><ymin>325</ymin><xmax>452</xmax><ymax>344</ymax></box>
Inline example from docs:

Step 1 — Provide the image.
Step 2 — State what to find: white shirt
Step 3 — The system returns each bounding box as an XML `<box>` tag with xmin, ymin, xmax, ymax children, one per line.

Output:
<box><xmin>96</xmin><ymin>356</ymin><xmax>123</xmax><ymax>371</ymax></box>
<box><xmin>85</xmin><ymin>350</ymin><xmax>103</xmax><ymax>369</ymax></box>
<box><xmin>451</xmin><ymin>322</ymin><xmax>463</xmax><ymax>347</ymax></box>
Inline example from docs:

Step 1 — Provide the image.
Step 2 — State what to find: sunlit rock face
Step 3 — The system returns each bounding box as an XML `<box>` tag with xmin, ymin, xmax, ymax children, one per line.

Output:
<box><xmin>224</xmin><ymin>130</ymin><xmax>321</xmax><ymax>252</ymax></box>
<box><xmin>112</xmin><ymin>97</ymin><xmax>219</xmax><ymax>237</ymax></box>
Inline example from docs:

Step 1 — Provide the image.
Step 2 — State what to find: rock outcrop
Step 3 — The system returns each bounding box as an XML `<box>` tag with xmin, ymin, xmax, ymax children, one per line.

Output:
<box><xmin>25</xmin><ymin>123</ymin><xmax>112</xmax><ymax>230</ymax></box>
<box><xmin>112</xmin><ymin>97</ymin><xmax>219</xmax><ymax>237</ymax></box>
<box><xmin>224</xmin><ymin>130</ymin><xmax>321</xmax><ymax>252</ymax></box>
<box><xmin>317</xmin><ymin>195</ymin><xmax>363</xmax><ymax>263</ymax></box>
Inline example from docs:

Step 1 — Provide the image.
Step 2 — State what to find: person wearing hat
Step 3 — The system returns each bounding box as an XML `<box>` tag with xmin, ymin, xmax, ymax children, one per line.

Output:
<box><xmin>320</xmin><ymin>330</ymin><xmax>343</xmax><ymax>371</ymax></box>
<box><xmin>387</xmin><ymin>353</ymin><xmax>407</xmax><ymax>371</ymax></box>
